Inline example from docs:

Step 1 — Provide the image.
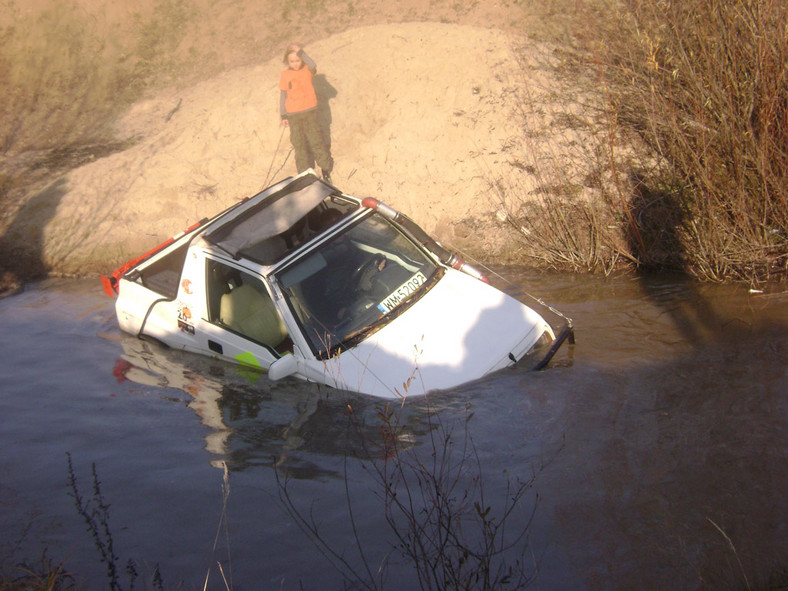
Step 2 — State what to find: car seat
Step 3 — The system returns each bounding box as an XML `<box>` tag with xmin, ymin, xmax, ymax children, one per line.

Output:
<box><xmin>219</xmin><ymin>283</ymin><xmax>288</xmax><ymax>348</ymax></box>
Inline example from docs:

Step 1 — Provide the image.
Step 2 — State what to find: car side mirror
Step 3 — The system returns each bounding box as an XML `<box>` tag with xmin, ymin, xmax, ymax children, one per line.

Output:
<box><xmin>268</xmin><ymin>353</ymin><xmax>298</xmax><ymax>381</ymax></box>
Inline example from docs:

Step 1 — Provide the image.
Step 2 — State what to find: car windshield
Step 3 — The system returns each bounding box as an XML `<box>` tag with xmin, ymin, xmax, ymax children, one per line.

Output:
<box><xmin>276</xmin><ymin>212</ymin><xmax>441</xmax><ymax>358</ymax></box>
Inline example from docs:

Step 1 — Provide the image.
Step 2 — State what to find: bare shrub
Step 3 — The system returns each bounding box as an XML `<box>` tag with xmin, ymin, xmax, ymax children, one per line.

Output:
<box><xmin>485</xmin><ymin>42</ymin><xmax>638</xmax><ymax>274</ymax></box>
<box><xmin>277</xmin><ymin>401</ymin><xmax>539</xmax><ymax>590</ymax></box>
<box><xmin>563</xmin><ymin>0</ymin><xmax>788</xmax><ymax>282</ymax></box>
<box><xmin>66</xmin><ymin>454</ymin><xmax>165</xmax><ymax>591</ymax></box>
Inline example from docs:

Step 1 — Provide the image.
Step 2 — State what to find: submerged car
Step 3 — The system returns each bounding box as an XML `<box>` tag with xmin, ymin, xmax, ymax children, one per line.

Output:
<box><xmin>102</xmin><ymin>170</ymin><xmax>573</xmax><ymax>398</ymax></box>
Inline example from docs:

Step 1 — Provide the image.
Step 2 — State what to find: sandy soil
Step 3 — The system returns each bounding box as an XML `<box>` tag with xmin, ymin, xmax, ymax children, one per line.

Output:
<box><xmin>1</xmin><ymin>2</ymin><xmax>584</xmax><ymax>282</ymax></box>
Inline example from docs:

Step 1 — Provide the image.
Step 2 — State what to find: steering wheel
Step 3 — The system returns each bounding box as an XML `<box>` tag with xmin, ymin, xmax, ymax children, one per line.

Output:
<box><xmin>352</xmin><ymin>254</ymin><xmax>386</xmax><ymax>291</ymax></box>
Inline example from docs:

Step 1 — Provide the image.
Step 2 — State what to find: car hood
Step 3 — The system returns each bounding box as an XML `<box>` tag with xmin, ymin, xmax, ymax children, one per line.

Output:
<box><xmin>320</xmin><ymin>269</ymin><xmax>550</xmax><ymax>397</ymax></box>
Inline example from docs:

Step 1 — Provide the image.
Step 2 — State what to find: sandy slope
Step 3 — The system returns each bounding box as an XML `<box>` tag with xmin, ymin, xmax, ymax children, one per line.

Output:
<box><xmin>6</xmin><ymin>21</ymin><xmax>569</xmax><ymax>277</ymax></box>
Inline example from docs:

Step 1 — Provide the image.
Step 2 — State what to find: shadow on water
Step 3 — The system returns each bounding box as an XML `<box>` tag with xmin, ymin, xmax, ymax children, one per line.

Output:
<box><xmin>544</xmin><ymin>323</ymin><xmax>788</xmax><ymax>590</ymax></box>
<box><xmin>0</xmin><ymin>177</ymin><xmax>68</xmax><ymax>293</ymax></box>
<box><xmin>626</xmin><ymin>173</ymin><xmax>728</xmax><ymax>345</ymax></box>
<box><xmin>610</xmin><ymin>163</ymin><xmax>788</xmax><ymax>590</ymax></box>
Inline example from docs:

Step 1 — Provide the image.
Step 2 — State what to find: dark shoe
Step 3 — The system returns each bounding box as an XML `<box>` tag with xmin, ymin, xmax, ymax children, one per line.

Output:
<box><xmin>322</xmin><ymin>169</ymin><xmax>332</xmax><ymax>183</ymax></box>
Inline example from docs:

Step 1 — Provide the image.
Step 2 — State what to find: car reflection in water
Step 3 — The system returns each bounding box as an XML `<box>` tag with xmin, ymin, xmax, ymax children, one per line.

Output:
<box><xmin>113</xmin><ymin>334</ymin><xmax>426</xmax><ymax>477</ymax></box>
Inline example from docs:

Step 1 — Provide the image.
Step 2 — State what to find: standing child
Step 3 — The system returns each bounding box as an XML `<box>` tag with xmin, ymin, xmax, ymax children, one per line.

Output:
<box><xmin>279</xmin><ymin>44</ymin><xmax>333</xmax><ymax>181</ymax></box>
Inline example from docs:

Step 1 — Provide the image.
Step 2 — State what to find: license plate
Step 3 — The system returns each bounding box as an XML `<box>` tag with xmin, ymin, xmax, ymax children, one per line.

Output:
<box><xmin>377</xmin><ymin>271</ymin><xmax>428</xmax><ymax>314</ymax></box>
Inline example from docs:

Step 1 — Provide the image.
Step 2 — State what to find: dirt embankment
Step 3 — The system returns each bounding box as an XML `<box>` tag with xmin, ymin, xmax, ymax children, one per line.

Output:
<box><xmin>1</xmin><ymin>1</ymin><xmax>578</xmax><ymax>288</ymax></box>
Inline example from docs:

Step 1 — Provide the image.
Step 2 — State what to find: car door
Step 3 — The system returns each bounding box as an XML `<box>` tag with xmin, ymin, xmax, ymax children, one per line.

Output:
<box><xmin>198</xmin><ymin>257</ymin><xmax>291</xmax><ymax>371</ymax></box>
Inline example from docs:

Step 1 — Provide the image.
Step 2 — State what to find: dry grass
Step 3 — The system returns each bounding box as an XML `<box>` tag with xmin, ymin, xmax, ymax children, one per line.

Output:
<box><xmin>1</xmin><ymin>3</ymin><xmax>140</xmax><ymax>155</ymax></box>
<box><xmin>0</xmin><ymin>553</ymin><xmax>75</xmax><ymax>591</ymax></box>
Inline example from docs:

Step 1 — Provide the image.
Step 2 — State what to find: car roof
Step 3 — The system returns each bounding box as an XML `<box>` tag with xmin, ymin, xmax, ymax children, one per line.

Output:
<box><xmin>202</xmin><ymin>172</ymin><xmax>338</xmax><ymax>260</ymax></box>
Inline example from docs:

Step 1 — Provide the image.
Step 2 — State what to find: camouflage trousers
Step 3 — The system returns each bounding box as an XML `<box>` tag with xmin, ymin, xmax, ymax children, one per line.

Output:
<box><xmin>287</xmin><ymin>109</ymin><xmax>332</xmax><ymax>175</ymax></box>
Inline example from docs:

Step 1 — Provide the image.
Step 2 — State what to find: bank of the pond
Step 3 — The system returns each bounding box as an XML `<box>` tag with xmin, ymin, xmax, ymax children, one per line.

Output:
<box><xmin>3</xmin><ymin>1</ymin><xmax>786</xmax><ymax>289</ymax></box>
<box><xmin>1</xmin><ymin>3</ymin><xmax>628</xmax><ymax>285</ymax></box>
<box><xmin>0</xmin><ymin>23</ymin><xmax>529</xmax><ymax>274</ymax></box>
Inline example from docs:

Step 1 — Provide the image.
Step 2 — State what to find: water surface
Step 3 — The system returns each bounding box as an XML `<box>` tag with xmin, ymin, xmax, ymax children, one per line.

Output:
<box><xmin>1</xmin><ymin>272</ymin><xmax>786</xmax><ymax>590</ymax></box>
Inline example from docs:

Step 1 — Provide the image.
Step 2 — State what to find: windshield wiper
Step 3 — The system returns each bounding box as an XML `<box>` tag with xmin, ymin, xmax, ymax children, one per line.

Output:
<box><xmin>321</xmin><ymin>267</ymin><xmax>444</xmax><ymax>358</ymax></box>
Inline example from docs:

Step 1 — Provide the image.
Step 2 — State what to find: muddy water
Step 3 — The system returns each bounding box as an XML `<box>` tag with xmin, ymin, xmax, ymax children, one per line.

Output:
<box><xmin>1</xmin><ymin>272</ymin><xmax>786</xmax><ymax>590</ymax></box>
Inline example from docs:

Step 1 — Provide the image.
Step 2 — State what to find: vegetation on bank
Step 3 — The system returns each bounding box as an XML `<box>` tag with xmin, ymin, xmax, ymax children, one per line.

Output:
<box><xmin>510</xmin><ymin>0</ymin><xmax>787</xmax><ymax>283</ymax></box>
